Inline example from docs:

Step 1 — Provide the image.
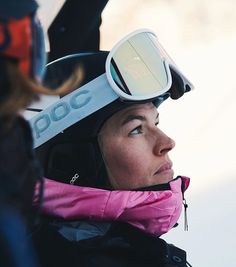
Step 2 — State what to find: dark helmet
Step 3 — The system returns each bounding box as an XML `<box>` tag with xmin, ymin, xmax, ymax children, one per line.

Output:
<box><xmin>35</xmin><ymin>51</ymin><xmax>189</xmax><ymax>188</ymax></box>
<box><xmin>0</xmin><ymin>0</ymin><xmax>38</xmax><ymax>20</ymax></box>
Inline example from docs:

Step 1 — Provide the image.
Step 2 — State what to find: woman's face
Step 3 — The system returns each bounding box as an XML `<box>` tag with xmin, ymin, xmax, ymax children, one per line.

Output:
<box><xmin>98</xmin><ymin>102</ymin><xmax>175</xmax><ymax>190</ymax></box>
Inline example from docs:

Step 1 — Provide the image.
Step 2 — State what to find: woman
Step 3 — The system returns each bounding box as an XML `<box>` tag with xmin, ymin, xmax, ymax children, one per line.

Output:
<box><xmin>32</xmin><ymin>30</ymin><xmax>193</xmax><ymax>267</ymax></box>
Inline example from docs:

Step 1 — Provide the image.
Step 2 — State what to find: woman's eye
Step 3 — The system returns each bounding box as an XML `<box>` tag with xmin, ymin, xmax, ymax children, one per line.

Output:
<box><xmin>129</xmin><ymin>126</ymin><xmax>143</xmax><ymax>135</ymax></box>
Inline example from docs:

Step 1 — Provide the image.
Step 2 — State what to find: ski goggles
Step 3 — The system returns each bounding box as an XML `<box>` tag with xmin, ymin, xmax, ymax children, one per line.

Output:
<box><xmin>106</xmin><ymin>28</ymin><xmax>193</xmax><ymax>101</ymax></box>
<box><xmin>29</xmin><ymin>28</ymin><xmax>193</xmax><ymax>148</ymax></box>
<box><xmin>0</xmin><ymin>13</ymin><xmax>46</xmax><ymax>81</ymax></box>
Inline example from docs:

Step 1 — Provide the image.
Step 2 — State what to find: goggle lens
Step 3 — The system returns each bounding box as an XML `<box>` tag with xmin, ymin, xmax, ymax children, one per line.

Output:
<box><xmin>106</xmin><ymin>30</ymin><xmax>193</xmax><ymax>101</ymax></box>
<box><xmin>109</xmin><ymin>32</ymin><xmax>169</xmax><ymax>97</ymax></box>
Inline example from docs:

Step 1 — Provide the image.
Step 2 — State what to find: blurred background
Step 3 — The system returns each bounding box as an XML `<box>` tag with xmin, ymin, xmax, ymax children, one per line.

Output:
<box><xmin>37</xmin><ymin>0</ymin><xmax>236</xmax><ymax>266</ymax></box>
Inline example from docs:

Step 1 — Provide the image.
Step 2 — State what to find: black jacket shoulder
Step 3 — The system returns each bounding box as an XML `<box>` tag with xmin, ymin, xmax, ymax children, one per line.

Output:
<box><xmin>33</xmin><ymin>221</ymin><xmax>189</xmax><ymax>267</ymax></box>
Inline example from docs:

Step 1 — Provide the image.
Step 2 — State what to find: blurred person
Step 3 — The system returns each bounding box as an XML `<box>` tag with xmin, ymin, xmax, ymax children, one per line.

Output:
<box><xmin>0</xmin><ymin>2</ymin><xmax>45</xmax><ymax>266</ymax></box>
<box><xmin>30</xmin><ymin>29</ymin><xmax>193</xmax><ymax>267</ymax></box>
<box><xmin>0</xmin><ymin>0</ymin><xmax>44</xmax><ymax>233</ymax></box>
<box><xmin>0</xmin><ymin>0</ymin><xmax>81</xmax><ymax>265</ymax></box>
<box><xmin>0</xmin><ymin>0</ymin><xmax>81</xmax><ymax>219</ymax></box>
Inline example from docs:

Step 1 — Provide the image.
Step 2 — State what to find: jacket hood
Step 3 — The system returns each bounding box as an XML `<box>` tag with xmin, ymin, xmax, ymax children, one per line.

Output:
<box><xmin>38</xmin><ymin>176</ymin><xmax>190</xmax><ymax>236</ymax></box>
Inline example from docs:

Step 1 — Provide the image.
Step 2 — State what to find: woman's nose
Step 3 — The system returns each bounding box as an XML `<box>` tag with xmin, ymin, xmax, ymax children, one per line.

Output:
<box><xmin>153</xmin><ymin>129</ymin><xmax>175</xmax><ymax>156</ymax></box>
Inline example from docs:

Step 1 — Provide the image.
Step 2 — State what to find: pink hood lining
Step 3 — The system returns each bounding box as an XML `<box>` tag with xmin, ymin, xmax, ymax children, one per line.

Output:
<box><xmin>39</xmin><ymin>176</ymin><xmax>190</xmax><ymax>236</ymax></box>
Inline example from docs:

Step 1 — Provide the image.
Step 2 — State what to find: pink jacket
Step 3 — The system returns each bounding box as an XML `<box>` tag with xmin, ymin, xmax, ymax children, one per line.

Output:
<box><xmin>40</xmin><ymin>176</ymin><xmax>190</xmax><ymax>236</ymax></box>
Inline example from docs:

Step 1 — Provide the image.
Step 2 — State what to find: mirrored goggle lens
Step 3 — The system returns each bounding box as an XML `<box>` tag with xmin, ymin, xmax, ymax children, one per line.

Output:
<box><xmin>106</xmin><ymin>31</ymin><xmax>172</xmax><ymax>100</ymax></box>
<box><xmin>152</xmin><ymin>35</ymin><xmax>194</xmax><ymax>90</ymax></box>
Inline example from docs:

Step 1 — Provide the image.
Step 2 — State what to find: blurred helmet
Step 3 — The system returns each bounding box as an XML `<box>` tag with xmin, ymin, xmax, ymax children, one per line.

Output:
<box><xmin>0</xmin><ymin>0</ymin><xmax>46</xmax><ymax>81</ymax></box>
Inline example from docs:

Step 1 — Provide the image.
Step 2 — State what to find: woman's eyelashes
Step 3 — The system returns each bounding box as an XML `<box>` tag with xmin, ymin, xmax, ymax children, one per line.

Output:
<box><xmin>129</xmin><ymin>121</ymin><xmax>159</xmax><ymax>136</ymax></box>
<box><xmin>129</xmin><ymin>125</ymin><xmax>143</xmax><ymax>136</ymax></box>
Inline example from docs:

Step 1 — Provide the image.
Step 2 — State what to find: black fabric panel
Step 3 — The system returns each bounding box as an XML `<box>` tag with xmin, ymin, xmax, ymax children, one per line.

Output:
<box><xmin>48</xmin><ymin>0</ymin><xmax>109</xmax><ymax>61</ymax></box>
<box><xmin>33</xmin><ymin>221</ymin><xmax>189</xmax><ymax>267</ymax></box>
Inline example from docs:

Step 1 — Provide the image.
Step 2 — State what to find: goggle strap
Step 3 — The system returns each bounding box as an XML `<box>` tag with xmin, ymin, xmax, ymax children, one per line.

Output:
<box><xmin>30</xmin><ymin>74</ymin><xmax>119</xmax><ymax>148</ymax></box>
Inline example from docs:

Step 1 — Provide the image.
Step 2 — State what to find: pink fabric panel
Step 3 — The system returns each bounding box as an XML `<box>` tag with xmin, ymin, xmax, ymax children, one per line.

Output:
<box><xmin>41</xmin><ymin>176</ymin><xmax>190</xmax><ymax>236</ymax></box>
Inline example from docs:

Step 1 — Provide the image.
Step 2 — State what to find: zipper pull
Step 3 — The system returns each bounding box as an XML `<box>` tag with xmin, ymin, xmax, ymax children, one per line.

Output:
<box><xmin>183</xmin><ymin>198</ymin><xmax>188</xmax><ymax>231</ymax></box>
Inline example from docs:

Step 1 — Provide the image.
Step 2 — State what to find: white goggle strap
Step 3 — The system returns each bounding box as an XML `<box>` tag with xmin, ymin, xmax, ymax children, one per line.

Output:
<box><xmin>29</xmin><ymin>74</ymin><xmax>119</xmax><ymax>148</ymax></box>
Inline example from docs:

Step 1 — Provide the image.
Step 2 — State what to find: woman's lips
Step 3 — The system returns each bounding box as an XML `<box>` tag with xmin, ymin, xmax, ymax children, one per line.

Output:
<box><xmin>154</xmin><ymin>162</ymin><xmax>173</xmax><ymax>175</ymax></box>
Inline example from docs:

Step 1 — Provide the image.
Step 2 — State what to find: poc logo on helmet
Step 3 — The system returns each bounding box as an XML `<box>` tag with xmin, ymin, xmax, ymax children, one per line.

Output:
<box><xmin>70</xmin><ymin>173</ymin><xmax>80</xmax><ymax>185</ymax></box>
<box><xmin>33</xmin><ymin>90</ymin><xmax>92</xmax><ymax>139</ymax></box>
<box><xmin>30</xmin><ymin>73</ymin><xmax>119</xmax><ymax>148</ymax></box>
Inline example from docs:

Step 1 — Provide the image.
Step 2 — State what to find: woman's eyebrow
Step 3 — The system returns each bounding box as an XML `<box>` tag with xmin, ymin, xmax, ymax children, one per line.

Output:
<box><xmin>121</xmin><ymin>113</ymin><xmax>159</xmax><ymax>126</ymax></box>
<box><xmin>121</xmin><ymin>115</ymin><xmax>146</xmax><ymax>126</ymax></box>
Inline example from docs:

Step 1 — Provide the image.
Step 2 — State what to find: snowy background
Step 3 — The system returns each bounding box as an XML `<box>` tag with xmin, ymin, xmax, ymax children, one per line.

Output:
<box><xmin>36</xmin><ymin>1</ymin><xmax>236</xmax><ymax>266</ymax></box>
